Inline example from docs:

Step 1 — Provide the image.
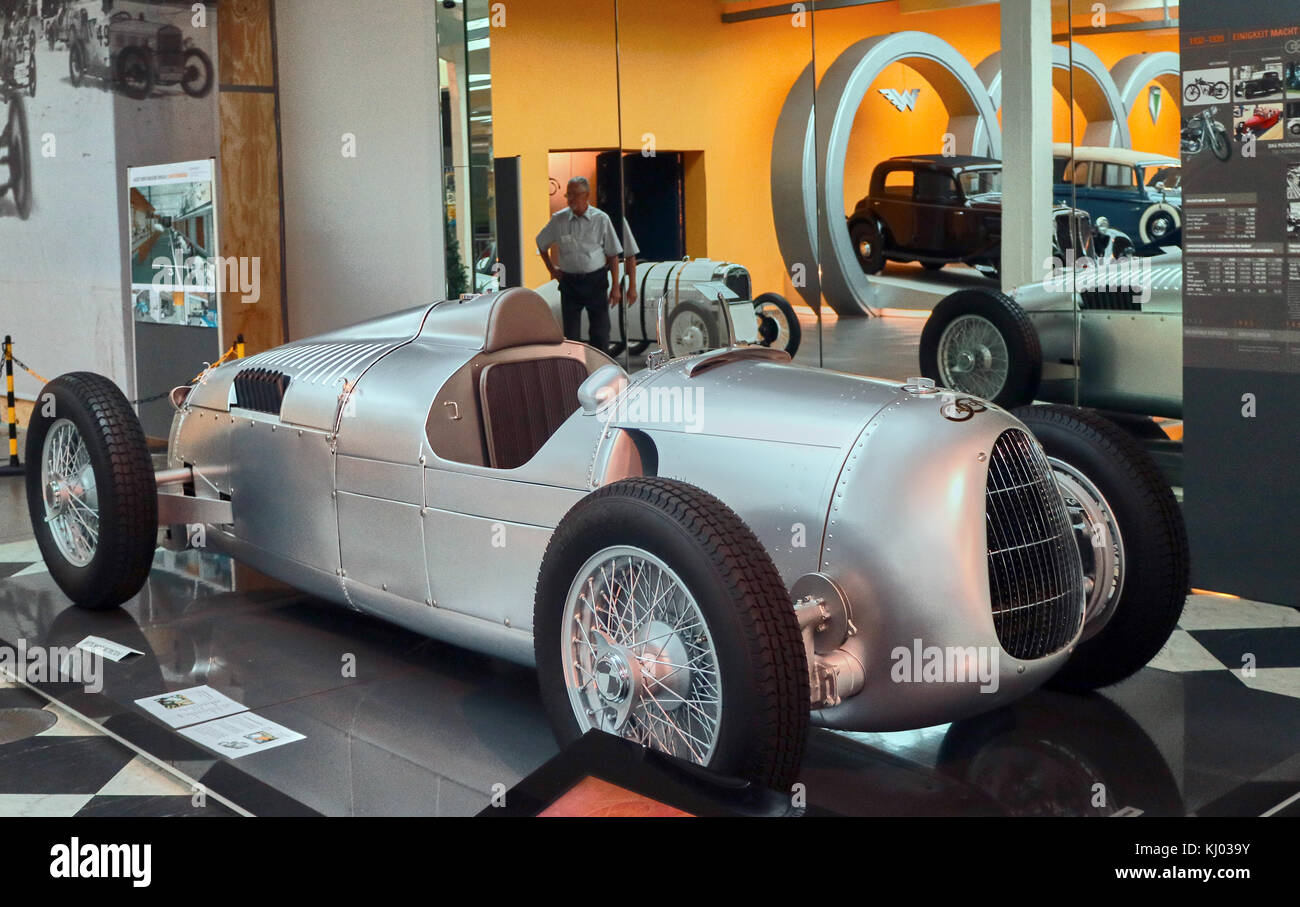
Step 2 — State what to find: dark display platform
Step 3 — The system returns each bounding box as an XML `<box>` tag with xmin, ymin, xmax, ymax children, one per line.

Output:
<box><xmin>0</xmin><ymin>547</ymin><xmax>1297</xmax><ymax>817</ymax></box>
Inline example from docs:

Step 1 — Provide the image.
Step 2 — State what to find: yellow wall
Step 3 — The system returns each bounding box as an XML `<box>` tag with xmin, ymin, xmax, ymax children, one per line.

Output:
<box><xmin>494</xmin><ymin>0</ymin><xmax>1181</xmax><ymax>297</ymax></box>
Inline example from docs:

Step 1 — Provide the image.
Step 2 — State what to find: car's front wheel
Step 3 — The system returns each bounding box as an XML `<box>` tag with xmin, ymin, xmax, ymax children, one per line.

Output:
<box><xmin>535</xmin><ymin>478</ymin><xmax>809</xmax><ymax>790</ymax></box>
<box><xmin>920</xmin><ymin>288</ymin><xmax>1041</xmax><ymax>408</ymax></box>
<box><xmin>25</xmin><ymin>373</ymin><xmax>158</xmax><ymax>610</ymax></box>
<box><xmin>1013</xmin><ymin>405</ymin><xmax>1188</xmax><ymax>691</ymax></box>
<box><xmin>849</xmin><ymin>219</ymin><xmax>884</xmax><ymax>274</ymax></box>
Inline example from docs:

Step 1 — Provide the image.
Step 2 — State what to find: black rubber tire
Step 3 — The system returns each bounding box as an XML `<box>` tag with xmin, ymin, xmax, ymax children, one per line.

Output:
<box><xmin>1209</xmin><ymin>125</ymin><xmax>1231</xmax><ymax>161</ymax></box>
<box><xmin>115</xmin><ymin>46</ymin><xmax>153</xmax><ymax>100</ymax></box>
<box><xmin>5</xmin><ymin>95</ymin><xmax>32</xmax><ymax>221</ymax></box>
<box><xmin>752</xmin><ymin>291</ymin><xmax>802</xmax><ymax>356</ymax></box>
<box><xmin>26</xmin><ymin>48</ymin><xmax>35</xmax><ymax>98</ymax></box>
<box><xmin>180</xmin><ymin>48</ymin><xmax>213</xmax><ymax>98</ymax></box>
<box><xmin>25</xmin><ymin>373</ymin><xmax>158</xmax><ymax>610</ymax></box>
<box><xmin>1012</xmin><ymin>405</ymin><xmax>1188</xmax><ymax>692</ymax></box>
<box><xmin>664</xmin><ymin>300</ymin><xmax>720</xmax><ymax>356</ymax></box>
<box><xmin>1183</xmin><ymin>84</ymin><xmax>1200</xmax><ymax>103</ymax></box>
<box><xmin>920</xmin><ymin>288</ymin><xmax>1041</xmax><ymax>408</ymax></box>
<box><xmin>534</xmin><ymin>477</ymin><xmax>809</xmax><ymax>790</ymax></box>
<box><xmin>849</xmin><ymin>219</ymin><xmax>884</xmax><ymax>274</ymax></box>
<box><xmin>69</xmin><ymin>41</ymin><xmax>84</xmax><ymax>86</ymax></box>
<box><xmin>921</xmin><ymin>260</ymin><xmax>945</xmax><ymax>271</ymax></box>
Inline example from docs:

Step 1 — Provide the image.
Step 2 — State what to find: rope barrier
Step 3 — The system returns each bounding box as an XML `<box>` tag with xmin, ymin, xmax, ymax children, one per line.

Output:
<box><xmin>0</xmin><ymin>334</ymin><xmax>245</xmax><ymax>474</ymax></box>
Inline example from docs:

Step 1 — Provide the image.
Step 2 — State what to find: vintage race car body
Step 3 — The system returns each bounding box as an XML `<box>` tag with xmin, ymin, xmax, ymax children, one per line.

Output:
<box><xmin>1007</xmin><ymin>252</ymin><xmax>1183</xmax><ymax>419</ymax></box>
<box><xmin>162</xmin><ymin>288</ymin><xmax>1084</xmax><ymax>732</ymax></box>
<box><xmin>533</xmin><ymin>258</ymin><xmax>801</xmax><ymax>357</ymax></box>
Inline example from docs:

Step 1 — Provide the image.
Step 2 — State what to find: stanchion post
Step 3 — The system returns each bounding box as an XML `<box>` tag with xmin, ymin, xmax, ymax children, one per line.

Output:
<box><xmin>3</xmin><ymin>336</ymin><xmax>18</xmax><ymax>469</ymax></box>
<box><xmin>235</xmin><ymin>333</ymin><xmax>245</xmax><ymax>360</ymax></box>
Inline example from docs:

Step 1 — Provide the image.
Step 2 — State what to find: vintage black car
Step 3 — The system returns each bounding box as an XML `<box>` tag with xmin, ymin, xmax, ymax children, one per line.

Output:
<box><xmin>1235</xmin><ymin>70</ymin><xmax>1282</xmax><ymax>100</ymax></box>
<box><xmin>848</xmin><ymin>155</ymin><xmax>1128</xmax><ymax>278</ymax></box>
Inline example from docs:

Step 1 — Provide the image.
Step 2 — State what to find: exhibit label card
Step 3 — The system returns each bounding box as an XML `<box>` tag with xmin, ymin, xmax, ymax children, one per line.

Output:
<box><xmin>75</xmin><ymin>636</ymin><xmax>143</xmax><ymax>663</ymax></box>
<box><xmin>177</xmin><ymin>713</ymin><xmax>306</xmax><ymax>759</ymax></box>
<box><xmin>134</xmin><ymin>685</ymin><xmax>246</xmax><ymax>729</ymax></box>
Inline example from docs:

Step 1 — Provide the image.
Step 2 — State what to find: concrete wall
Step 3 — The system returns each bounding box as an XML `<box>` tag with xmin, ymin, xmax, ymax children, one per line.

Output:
<box><xmin>275</xmin><ymin>0</ymin><xmax>446</xmax><ymax>340</ymax></box>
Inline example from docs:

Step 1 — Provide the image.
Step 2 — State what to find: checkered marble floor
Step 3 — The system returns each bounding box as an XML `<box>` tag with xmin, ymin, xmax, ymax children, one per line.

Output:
<box><xmin>1</xmin><ymin>534</ymin><xmax>1297</xmax><ymax>817</ymax></box>
<box><xmin>0</xmin><ymin>674</ymin><xmax>240</xmax><ymax>817</ymax></box>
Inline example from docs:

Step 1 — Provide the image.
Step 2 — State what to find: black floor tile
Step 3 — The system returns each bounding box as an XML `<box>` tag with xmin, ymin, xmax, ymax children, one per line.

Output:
<box><xmin>1188</xmin><ymin>627</ymin><xmax>1300</xmax><ymax>669</ymax></box>
<box><xmin>0</xmin><ymin>735</ymin><xmax>134</xmax><ymax>795</ymax></box>
<box><xmin>74</xmin><ymin>794</ymin><xmax>241</xmax><ymax>817</ymax></box>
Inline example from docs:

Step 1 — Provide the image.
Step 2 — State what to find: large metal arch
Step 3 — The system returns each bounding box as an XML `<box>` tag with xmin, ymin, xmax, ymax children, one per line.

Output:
<box><xmin>770</xmin><ymin>62</ymin><xmax>821</xmax><ymax>311</ymax></box>
<box><xmin>973</xmin><ymin>43</ymin><xmax>1131</xmax><ymax>152</ymax></box>
<box><xmin>812</xmin><ymin>32</ymin><xmax>1003</xmax><ymax>315</ymax></box>
<box><xmin>1110</xmin><ymin>51</ymin><xmax>1181</xmax><ymax>124</ymax></box>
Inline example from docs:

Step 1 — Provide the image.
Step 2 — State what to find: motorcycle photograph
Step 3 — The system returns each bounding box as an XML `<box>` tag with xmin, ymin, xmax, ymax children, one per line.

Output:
<box><xmin>1181</xmin><ymin>107</ymin><xmax>1230</xmax><ymax>161</ymax></box>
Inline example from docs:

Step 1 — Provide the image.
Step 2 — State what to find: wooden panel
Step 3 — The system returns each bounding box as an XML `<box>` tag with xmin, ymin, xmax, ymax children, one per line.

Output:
<box><xmin>218</xmin><ymin>0</ymin><xmax>275</xmax><ymax>87</ymax></box>
<box><xmin>218</xmin><ymin>91</ymin><xmax>284</xmax><ymax>354</ymax></box>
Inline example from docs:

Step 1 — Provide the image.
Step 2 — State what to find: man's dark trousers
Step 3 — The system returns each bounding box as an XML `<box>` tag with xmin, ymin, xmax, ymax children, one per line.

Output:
<box><xmin>558</xmin><ymin>269</ymin><xmax>610</xmax><ymax>351</ymax></box>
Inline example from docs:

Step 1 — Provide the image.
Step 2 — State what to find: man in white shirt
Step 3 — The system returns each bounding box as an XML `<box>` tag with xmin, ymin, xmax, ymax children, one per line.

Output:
<box><xmin>536</xmin><ymin>177</ymin><xmax>623</xmax><ymax>350</ymax></box>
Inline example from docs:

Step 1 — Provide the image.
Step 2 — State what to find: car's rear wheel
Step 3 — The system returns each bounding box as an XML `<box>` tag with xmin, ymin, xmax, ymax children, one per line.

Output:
<box><xmin>1013</xmin><ymin>405</ymin><xmax>1188</xmax><ymax>691</ymax></box>
<box><xmin>920</xmin><ymin>288</ymin><xmax>1041</xmax><ymax>408</ymax></box>
<box><xmin>535</xmin><ymin>478</ymin><xmax>809</xmax><ymax>790</ymax></box>
<box><xmin>753</xmin><ymin>292</ymin><xmax>801</xmax><ymax>356</ymax></box>
<box><xmin>3</xmin><ymin>94</ymin><xmax>32</xmax><ymax>221</ymax></box>
<box><xmin>849</xmin><ymin>219</ymin><xmax>884</xmax><ymax>274</ymax></box>
<box><xmin>25</xmin><ymin>373</ymin><xmax>158</xmax><ymax>610</ymax></box>
<box><xmin>115</xmin><ymin>46</ymin><xmax>153</xmax><ymax>99</ymax></box>
<box><xmin>69</xmin><ymin>41</ymin><xmax>85</xmax><ymax>86</ymax></box>
<box><xmin>180</xmin><ymin>48</ymin><xmax>213</xmax><ymax>98</ymax></box>
<box><xmin>664</xmin><ymin>301</ymin><xmax>720</xmax><ymax>356</ymax></box>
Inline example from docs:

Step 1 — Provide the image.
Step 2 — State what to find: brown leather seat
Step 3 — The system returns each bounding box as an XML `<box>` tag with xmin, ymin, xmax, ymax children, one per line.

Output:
<box><xmin>479</xmin><ymin>357</ymin><xmax>589</xmax><ymax>469</ymax></box>
<box><xmin>476</xmin><ymin>289</ymin><xmax>588</xmax><ymax>469</ymax></box>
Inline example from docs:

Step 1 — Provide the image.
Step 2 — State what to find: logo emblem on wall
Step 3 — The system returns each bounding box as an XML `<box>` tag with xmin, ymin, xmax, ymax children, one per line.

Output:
<box><xmin>1148</xmin><ymin>85</ymin><xmax>1162</xmax><ymax>125</ymax></box>
<box><xmin>879</xmin><ymin>88</ymin><xmax>921</xmax><ymax>112</ymax></box>
<box><xmin>1285</xmin><ymin>38</ymin><xmax>1300</xmax><ymax>55</ymax></box>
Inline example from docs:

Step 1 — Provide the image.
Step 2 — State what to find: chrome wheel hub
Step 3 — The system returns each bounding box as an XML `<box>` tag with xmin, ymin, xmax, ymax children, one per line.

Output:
<box><xmin>563</xmin><ymin>546</ymin><xmax>722</xmax><ymax>766</ymax></box>
<box><xmin>40</xmin><ymin>419</ymin><xmax>99</xmax><ymax>568</ymax></box>
<box><xmin>937</xmin><ymin>314</ymin><xmax>1009</xmax><ymax>400</ymax></box>
<box><xmin>1050</xmin><ymin>458</ymin><xmax>1125</xmax><ymax>639</ymax></box>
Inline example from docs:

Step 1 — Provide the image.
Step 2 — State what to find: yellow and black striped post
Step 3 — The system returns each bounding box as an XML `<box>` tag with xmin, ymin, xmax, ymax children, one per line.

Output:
<box><xmin>3</xmin><ymin>336</ymin><xmax>20</xmax><ymax>473</ymax></box>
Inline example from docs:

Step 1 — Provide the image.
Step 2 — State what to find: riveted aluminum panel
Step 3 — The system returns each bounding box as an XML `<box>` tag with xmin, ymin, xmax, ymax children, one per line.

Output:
<box><xmin>228</xmin><ymin>415</ymin><xmax>340</xmax><ymax>573</ymax></box>
<box><xmin>337</xmin><ymin>493</ymin><xmax>430</xmax><ymax>605</ymax></box>
<box><xmin>335</xmin><ymin>339</ymin><xmax>467</xmax><ymax>465</ymax></box>
<box><xmin>337</xmin><ymin>456</ymin><xmax>424</xmax><ymax>505</ymax></box>
<box><xmin>423</xmin><ymin>509</ymin><xmax>551</xmax><ymax>633</ymax></box>
<box><xmin>424</xmin><ymin>468</ymin><xmax>585</xmax><ymax>527</ymax></box>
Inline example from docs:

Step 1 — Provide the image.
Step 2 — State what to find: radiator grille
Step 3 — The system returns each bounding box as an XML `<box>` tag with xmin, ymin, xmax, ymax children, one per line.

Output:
<box><xmin>984</xmin><ymin>429</ymin><xmax>1084</xmax><ymax>660</ymax></box>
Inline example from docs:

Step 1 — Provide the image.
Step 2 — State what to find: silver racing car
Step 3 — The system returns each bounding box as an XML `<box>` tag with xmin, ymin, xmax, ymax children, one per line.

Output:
<box><xmin>25</xmin><ymin>288</ymin><xmax>1187</xmax><ymax>788</ymax></box>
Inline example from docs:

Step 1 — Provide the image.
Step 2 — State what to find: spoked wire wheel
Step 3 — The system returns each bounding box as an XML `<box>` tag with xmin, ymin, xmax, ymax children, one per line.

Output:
<box><xmin>1050</xmin><ymin>457</ymin><xmax>1125</xmax><ymax>640</ymax></box>
<box><xmin>40</xmin><ymin>419</ymin><xmax>99</xmax><ymax>567</ymax></box>
<box><xmin>936</xmin><ymin>313</ymin><xmax>1009</xmax><ymax>399</ymax></box>
<box><xmin>563</xmin><ymin>545</ymin><xmax>722</xmax><ymax>766</ymax></box>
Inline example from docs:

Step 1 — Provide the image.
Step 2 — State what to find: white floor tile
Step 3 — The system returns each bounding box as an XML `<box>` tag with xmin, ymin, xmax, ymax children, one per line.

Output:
<box><xmin>1178</xmin><ymin>595</ymin><xmax>1300</xmax><ymax>631</ymax></box>
<box><xmin>1147</xmin><ymin>629</ymin><xmax>1225</xmax><ymax>673</ymax></box>
<box><xmin>96</xmin><ymin>756</ymin><xmax>193</xmax><ymax>798</ymax></box>
<box><xmin>0</xmin><ymin>539</ymin><xmax>41</xmax><ymax>563</ymax></box>
<box><xmin>0</xmin><ymin>794</ymin><xmax>94</xmax><ymax>817</ymax></box>
<box><xmin>1233</xmin><ymin>668</ymin><xmax>1300</xmax><ymax>700</ymax></box>
<box><xmin>37</xmin><ymin>702</ymin><xmax>107</xmax><ymax>737</ymax></box>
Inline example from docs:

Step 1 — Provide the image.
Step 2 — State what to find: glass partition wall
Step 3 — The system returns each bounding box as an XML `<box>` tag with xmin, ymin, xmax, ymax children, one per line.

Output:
<box><xmin>610</xmin><ymin>2</ymin><xmax>819</xmax><ymax>371</ymax></box>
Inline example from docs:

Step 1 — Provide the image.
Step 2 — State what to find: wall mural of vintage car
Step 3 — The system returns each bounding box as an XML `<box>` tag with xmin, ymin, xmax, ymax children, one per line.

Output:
<box><xmin>23</xmin><ymin>287</ymin><xmax>1187</xmax><ymax>787</ymax></box>
<box><xmin>846</xmin><ymin>155</ymin><xmax>1134</xmax><ymax>281</ymax></box>
<box><xmin>64</xmin><ymin>0</ymin><xmax>212</xmax><ymax>99</ymax></box>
